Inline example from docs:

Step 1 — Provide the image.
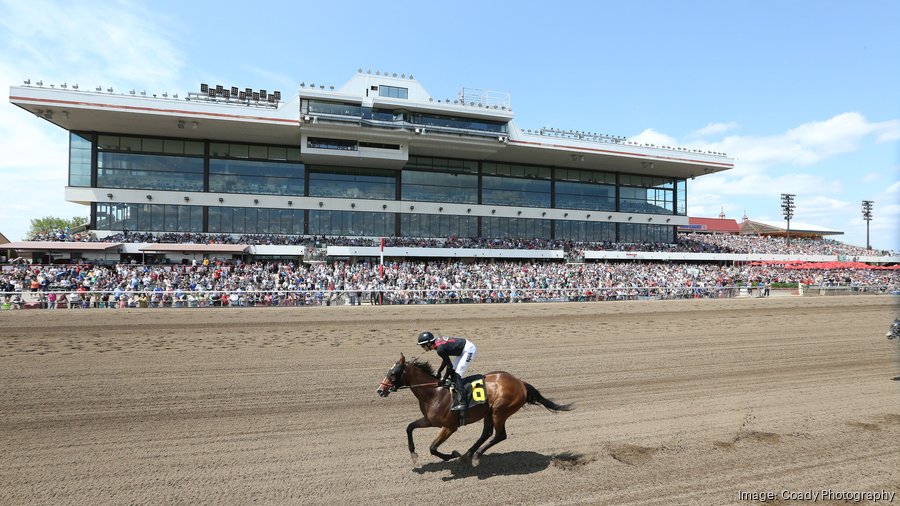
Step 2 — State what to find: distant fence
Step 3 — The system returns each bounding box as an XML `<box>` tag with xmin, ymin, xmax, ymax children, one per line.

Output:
<box><xmin>799</xmin><ymin>284</ymin><xmax>897</xmax><ymax>296</ymax></box>
<box><xmin>1</xmin><ymin>285</ymin><xmax>741</xmax><ymax>310</ymax></box>
<box><xmin>2</xmin><ymin>284</ymin><xmax>895</xmax><ymax>309</ymax></box>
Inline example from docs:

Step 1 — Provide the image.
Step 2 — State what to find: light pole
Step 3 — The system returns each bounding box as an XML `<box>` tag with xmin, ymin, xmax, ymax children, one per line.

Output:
<box><xmin>862</xmin><ymin>200</ymin><xmax>873</xmax><ymax>250</ymax></box>
<box><xmin>781</xmin><ymin>193</ymin><xmax>795</xmax><ymax>247</ymax></box>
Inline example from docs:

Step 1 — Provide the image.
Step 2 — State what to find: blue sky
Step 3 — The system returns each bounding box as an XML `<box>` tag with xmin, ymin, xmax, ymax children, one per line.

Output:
<box><xmin>1</xmin><ymin>0</ymin><xmax>898</xmax><ymax>250</ymax></box>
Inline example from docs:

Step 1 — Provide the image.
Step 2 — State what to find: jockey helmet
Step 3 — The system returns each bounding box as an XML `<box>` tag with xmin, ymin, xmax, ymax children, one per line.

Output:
<box><xmin>417</xmin><ymin>331</ymin><xmax>436</xmax><ymax>346</ymax></box>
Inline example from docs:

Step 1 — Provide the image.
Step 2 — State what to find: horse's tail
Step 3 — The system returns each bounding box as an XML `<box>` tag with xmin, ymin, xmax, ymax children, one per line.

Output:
<box><xmin>524</xmin><ymin>382</ymin><xmax>574</xmax><ymax>412</ymax></box>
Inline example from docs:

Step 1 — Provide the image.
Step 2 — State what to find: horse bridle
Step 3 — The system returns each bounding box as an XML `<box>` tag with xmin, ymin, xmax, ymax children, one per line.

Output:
<box><xmin>380</xmin><ymin>362</ymin><xmax>439</xmax><ymax>392</ymax></box>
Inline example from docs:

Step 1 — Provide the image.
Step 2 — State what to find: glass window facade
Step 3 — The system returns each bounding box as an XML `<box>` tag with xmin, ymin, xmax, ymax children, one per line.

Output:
<box><xmin>410</xmin><ymin>113</ymin><xmax>508</xmax><ymax>134</ymax></box>
<box><xmin>69</xmin><ymin>132</ymin><xmax>92</xmax><ymax>187</ymax></box>
<box><xmin>555</xmin><ymin>220</ymin><xmax>616</xmax><ymax>242</ymax></box>
<box><xmin>80</xmin><ymin>134</ymin><xmax>692</xmax><ymax>243</ymax></box>
<box><xmin>555</xmin><ymin>181</ymin><xmax>616</xmax><ymax>211</ymax></box>
<box><xmin>402</xmin><ymin>171</ymin><xmax>478</xmax><ymax>204</ymax></box>
<box><xmin>307</xmin><ymin>137</ymin><xmax>358</xmax><ymax>151</ymax></box>
<box><xmin>208</xmin><ymin>207</ymin><xmax>305</xmax><ymax>234</ymax></box>
<box><xmin>619</xmin><ymin>223</ymin><xmax>674</xmax><ymax>243</ymax></box>
<box><xmin>554</xmin><ymin>167</ymin><xmax>616</xmax><ymax>211</ymax></box>
<box><xmin>96</xmin><ymin>203</ymin><xmax>202</xmax><ymax>232</ymax></box>
<box><xmin>482</xmin><ymin>163</ymin><xmax>552</xmax><ymax>207</ymax></box>
<box><xmin>97</xmin><ymin>152</ymin><xmax>204</xmax><ymax>191</ymax></box>
<box><xmin>406</xmin><ymin>156</ymin><xmax>478</xmax><ymax>173</ymax></box>
<box><xmin>482</xmin><ymin>176</ymin><xmax>551</xmax><ymax>207</ymax></box>
<box><xmin>400</xmin><ymin>214</ymin><xmax>478</xmax><ymax>238</ymax></box>
<box><xmin>482</xmin><ymin>217</ymin><xmax>551</xmax><ymax>239</ymax></box>
<box><xmin>378</xmin><ymin>85</ymin><xmax>408</xmax><ymax>99</ymax></box>
<box><xmin>99</xmin><ymin>135</ymin><xmax>204</xmax><ymax>155</ymax></box>
<box><xmin>209</xmin><ymin>142</ymin><xmax>301</xmax><ymax>161</ymax></box>
<box><xmin>618</xmin><ymin>186</ymin><xmax>674</xmax><ymax>214</ymax></box>
<box><xmin>308</xmin><ymin>210</ymin><xmax>394</xmax><ymax>236</ymax></box>
<box><xmin>209</xmin><ymin>159</ymin><xmax>305</xmax><ymax>195</ymax></box>
<box><xmin>308</xmin><ymin>166</ymin><xmax>396</xmax><ymax>199</ymax></box>
<box><xmin>676</xmin><ymin>179</ymin><xmax>687</xmax><ymax>216</ymax></box>
<box><xmin>618</xmin><ymin>175</ymin><xmax>675</xmax><ymax>215</ymax></box>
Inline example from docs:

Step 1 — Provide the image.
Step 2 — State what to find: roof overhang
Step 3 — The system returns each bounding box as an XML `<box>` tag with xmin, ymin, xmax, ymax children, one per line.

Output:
<box><xmin>10</xmin><ymin>85</ymin><xmax>302</xmax><ymax>145</ymax></box>
<box><xmin>4</xmin><ymin>241</ymin><xmax>122</xmax><ymax>251</ymax></box>
<box><xmin>483</xmin><ymin>139</ymin><xmax>732</xmax><ymax>179</ymax></box>
<box><xmin>138</xmin><ymin>244</ymin><xmax>249</xmax><ymax>253</ymax></box>
<box><xmin>10</xmin><ymin>84</ymin><xmax>733</xmax><ymax>180</ymax></box>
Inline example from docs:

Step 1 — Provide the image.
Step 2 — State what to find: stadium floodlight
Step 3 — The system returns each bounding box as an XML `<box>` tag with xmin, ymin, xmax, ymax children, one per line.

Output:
<box><xmin>273</xmin><ymin>90</ymin><xmax>281</xmax><ymax>100</ymax></box>
<box><xmin>200</xmin><ymin>83</ymin><xmax>208</xmax><ymax>93</ymax></box>
<box><xmin>781</xmin><ymin>193</ymin><xmax>796</xmax><ymax>246</ymax></box>
<box><xmin>862</xmin><ymin>200</ymin><xmax>874</xmax><ymax>250</ymax></box>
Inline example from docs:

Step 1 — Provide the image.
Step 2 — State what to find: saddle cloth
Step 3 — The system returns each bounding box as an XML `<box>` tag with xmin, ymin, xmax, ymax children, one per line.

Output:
<box><xmin>453</xmin><ymin>374</ymin><xmax>487</xmax><ymax>407</ymax></box>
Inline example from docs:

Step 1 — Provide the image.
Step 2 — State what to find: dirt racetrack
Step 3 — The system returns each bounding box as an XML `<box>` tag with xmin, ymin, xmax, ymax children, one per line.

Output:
<box><xmin>1</xmin><ymin>296</ymin><xmax>898</xmax><ymax>505</ymax></box>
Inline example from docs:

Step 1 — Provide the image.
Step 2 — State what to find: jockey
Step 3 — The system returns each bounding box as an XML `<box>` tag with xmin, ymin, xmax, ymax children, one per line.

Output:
<box><xmin>888</xmin><ymin>318</ymin><xmax>900</xmax><ymax>340</ymax></box>
<box><xmin>417</xmin><ymin>331</ymin><xmax>477</xmax><ymax>412</ymax></box>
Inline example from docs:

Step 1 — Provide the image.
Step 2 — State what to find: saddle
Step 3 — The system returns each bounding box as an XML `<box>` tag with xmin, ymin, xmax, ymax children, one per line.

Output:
<box><xmin>449</xmin><ymin>374</ymin><xmax>487</xmax><ymax>408</ymax></box>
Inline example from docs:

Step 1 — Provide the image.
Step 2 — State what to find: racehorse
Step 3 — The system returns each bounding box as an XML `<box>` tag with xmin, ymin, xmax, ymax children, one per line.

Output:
<box><xmin>376</xmin><ymin>353</ymin><xmax>573</xmax><ymax>467</ymax></box>
<box><xmin>887</xmin><ymin>318</ymin><xmax>899</xmax><ymax>340</ymax></box>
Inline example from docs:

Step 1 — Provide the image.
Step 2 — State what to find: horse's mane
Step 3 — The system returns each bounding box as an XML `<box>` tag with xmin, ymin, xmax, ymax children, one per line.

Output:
<box><xmin>409</xmin><ymin>358</ymin><xmax>438</xmax><ymax>379</ymax></box>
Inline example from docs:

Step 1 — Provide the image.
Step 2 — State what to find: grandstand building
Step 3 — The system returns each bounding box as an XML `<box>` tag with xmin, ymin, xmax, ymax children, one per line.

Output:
<box><xmin>10</xmin><ymin>71</ymin><xmax>733</xmax><ymax>245</ymax></box>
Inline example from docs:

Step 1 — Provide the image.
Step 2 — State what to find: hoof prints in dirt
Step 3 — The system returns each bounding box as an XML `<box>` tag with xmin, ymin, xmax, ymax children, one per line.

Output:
<box><xmin>607</xmin><ymin>444</ymin><xmax>658</xmax><ymax>465</ymax></box>
<box><xmin>714</xmin><ymin>431</ymin><xmax>781</xmax><ymax>450</ymax></box>
<box><xmin>551</xmin><ymin>451</ymin><xmax>599</xmax><ymax>470</ymax></box>
<box><xmin>847</xmin><ymin>421</ymin><xmax>881</xmax><ymax>431</ymax></box>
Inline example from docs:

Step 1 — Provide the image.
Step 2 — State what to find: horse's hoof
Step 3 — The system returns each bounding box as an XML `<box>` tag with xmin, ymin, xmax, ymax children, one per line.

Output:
<box><xmin>450</xmin><ymin>450</ymin><xmax>461</xmax><ymax>460</ymax></box>
<box><xmin>471</xmin><ymin>455</ymin><xmax>480</xmax><ymax>467</ymax></box>
<box><xmin>410</xmin><ymin>452</ymin><xmax>418</xmax><ymax>467</ymax></box>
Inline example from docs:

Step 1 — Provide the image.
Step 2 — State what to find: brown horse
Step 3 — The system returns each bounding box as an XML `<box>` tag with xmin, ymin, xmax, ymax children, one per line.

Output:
<box><xmin>376</xmin><ymin>353</ymin><xmax>573</xmax><ymax>466</ymax></box>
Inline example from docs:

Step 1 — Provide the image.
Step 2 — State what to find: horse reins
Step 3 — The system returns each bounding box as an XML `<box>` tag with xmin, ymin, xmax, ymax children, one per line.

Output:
<box><xmin>397</xmin><ymin>381</ymin><xmax>439</xmax><ymax>390</ymax></box>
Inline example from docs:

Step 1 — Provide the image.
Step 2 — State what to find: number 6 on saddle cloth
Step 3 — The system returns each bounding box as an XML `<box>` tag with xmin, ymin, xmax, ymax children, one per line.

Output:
<box><xmin>451</xmin><ymin>376</ymin><xmax>487</xmax><ymax>409</ymax></box>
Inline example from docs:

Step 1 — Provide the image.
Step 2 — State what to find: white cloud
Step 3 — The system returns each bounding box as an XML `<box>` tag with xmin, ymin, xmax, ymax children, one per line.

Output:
<box><xmin>628</xmin><ymin>128</ymin><xmax>678</xmax><ymax>147</ymax></box>
<box><xmin>687</xmin><ymin>113</ymin><xmax>895</xmax><ymax>177</ymax></box>
<box><xmin>874</xmin><ymin>119</ymin><xmax>900</xmax><ymax>143</ymax></box>
<box><xmin>861</xmin><ymin>172</ymin><xmax>880</xmax><ymax>183</ymax></box>
<box><xmin>0</xmin><ymin>0</ymin><xmax>185</xmax><ymax>241</ymax></box>
<box><xmin>689</xmin><ymin>122</ymin><xmax>739</xmax><ymax>138</ymax></box>
<box><xmin>0</xmin><ymin>0</ymin><xmax>184</xmax><ymax>90</ymax></box>
<box><xmin>682</xmin><ymin>113</ymin><xmax>900</xmax><ymax>250</ymax></box>
<box><xmin>690</xmin><ymin>172</ymin><xmax>842</xmax><ymax>198</ymax></box>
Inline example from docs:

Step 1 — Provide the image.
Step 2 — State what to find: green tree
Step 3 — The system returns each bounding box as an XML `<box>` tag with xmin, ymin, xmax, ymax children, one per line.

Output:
<box><xmin>26</xmin><ymin>216</ymin><xmax>90</xmax><ymax>239</ymax></box>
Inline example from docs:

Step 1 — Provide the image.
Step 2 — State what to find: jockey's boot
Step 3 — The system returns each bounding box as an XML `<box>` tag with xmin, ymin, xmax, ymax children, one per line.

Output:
<box><xmin>450</xmin><ymin>376</ymin><xmax>466</xmax><ymax>411</ymax></box>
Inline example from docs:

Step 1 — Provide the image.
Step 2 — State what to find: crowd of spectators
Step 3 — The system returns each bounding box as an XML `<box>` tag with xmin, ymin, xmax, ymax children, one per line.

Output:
<box><xmin>26</xmin><ymin>229</ymin><xmax>897</xmax><ymax>257</ymax></box>
<box><xmin>2</xmin><ymin>256</ymin><xmax>897</xmax><ymax>310</ymax></box>
<box><xmin>9</xmin><ymin>228</ymin><xmax>896</xmax><ymax>309</ymax></box>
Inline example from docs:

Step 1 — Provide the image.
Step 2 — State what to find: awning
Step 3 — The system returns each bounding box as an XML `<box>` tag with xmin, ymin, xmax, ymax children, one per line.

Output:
<box><xmin>138</xmin><ymin>244</ymin><xmax>249</xmax><ymax>253</ymax></box>
<box><xmin>3</xmin><ymin>241</ymin><xmax>122</xmax><ymax>251</ymax></box>
<box><xmin>781</xmin><ymin>261</ymin><xmax>898</xmax><ymax>270</ymax></box>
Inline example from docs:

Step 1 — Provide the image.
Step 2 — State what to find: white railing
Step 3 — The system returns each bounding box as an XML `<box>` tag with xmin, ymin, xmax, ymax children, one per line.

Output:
<box><xmin>2</xmin><ymin>284</ymin><xmax>895</xmax><ymax>310</ymax></box>
<box><xmin>458</xmin><ymin>87</ymin><xmax>511</xmax><ymax>110</ymax></box>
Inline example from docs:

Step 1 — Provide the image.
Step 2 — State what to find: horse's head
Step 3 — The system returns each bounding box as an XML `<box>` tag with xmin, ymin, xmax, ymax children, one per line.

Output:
<box><xmin>376</xmin><ymin>353</ymin><xmax>406</xmax><ymax>397</ymax></box>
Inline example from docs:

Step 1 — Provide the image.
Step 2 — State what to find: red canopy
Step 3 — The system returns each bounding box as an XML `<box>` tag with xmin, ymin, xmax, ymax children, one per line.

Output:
<box><xmin>781</xmin><ymin>261</ymin><xmax>897</xmax><ymax>270</ymax></box>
